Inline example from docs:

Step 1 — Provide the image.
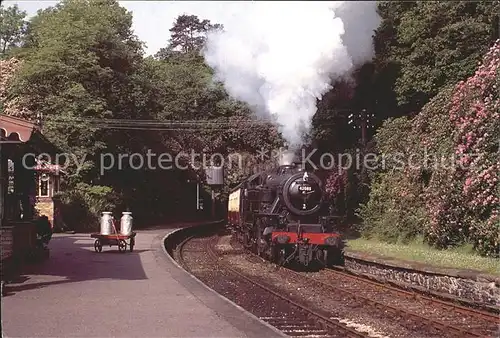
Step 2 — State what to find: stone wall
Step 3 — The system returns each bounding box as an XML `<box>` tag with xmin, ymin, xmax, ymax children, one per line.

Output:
<box><xmin>344</xmin><ymin>251</ymin><xmax>500</xmax><ymax>309</ymax></box>
<box><xmin>35</xmin><ymin>198</ymin><xmax>54</xmax><ymax>224</ymax></box>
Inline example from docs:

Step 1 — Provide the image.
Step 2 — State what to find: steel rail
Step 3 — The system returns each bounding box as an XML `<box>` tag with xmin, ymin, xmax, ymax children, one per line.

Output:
<box><xmin>203</xmin><ymin>235</ymin><xmax>368</xmax><ymax>338</ymax></box>
<box><xmin>233</xmin><ymin>234</ymin><xmax>490</xmax><ymax>338</ymax></box>
<box><xmin>325</xmin><ymin>267</ymin><xmax>500</xmax><ymax>329</ymax></box>
<box><xmin>281</xmin><ymin>267</ymin><xmax>490</xmax><ymax>338</ymax></box>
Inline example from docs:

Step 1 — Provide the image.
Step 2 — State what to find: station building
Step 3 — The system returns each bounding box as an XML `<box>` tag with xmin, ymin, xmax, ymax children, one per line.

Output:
<box><xmin>0</xmin><ymin>114</ymin><xmax>61</xmax><ymax>274</ymax></box>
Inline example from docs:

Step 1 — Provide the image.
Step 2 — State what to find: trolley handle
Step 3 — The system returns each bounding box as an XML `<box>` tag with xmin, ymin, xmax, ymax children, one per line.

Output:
<box><xmin>111</xmin><ymin>217</ymin><xmax>120</xmax><ymax>240</ymax></box>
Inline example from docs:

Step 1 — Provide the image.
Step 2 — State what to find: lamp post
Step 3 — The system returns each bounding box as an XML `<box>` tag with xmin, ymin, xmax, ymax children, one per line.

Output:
<box><xmin>187</xmin><ymin>173</ymin><xmax>202</xmax><ymax>213</ymax></box>
<box><xmin>196</xmin><ymin>181</ymin><xmax>199</xmax><ymax>210</ymax></box>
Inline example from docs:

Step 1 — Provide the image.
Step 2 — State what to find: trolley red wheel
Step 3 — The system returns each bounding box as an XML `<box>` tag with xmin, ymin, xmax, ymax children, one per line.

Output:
<box><xmin>94</xmin><ymin>239</ymin><xmax>102</xmax><ymax>252</ymax></box>
<box><xmin>118</xmin><ymin>239</ymin><xmax>127</xmax><ymax>252</ymax></box>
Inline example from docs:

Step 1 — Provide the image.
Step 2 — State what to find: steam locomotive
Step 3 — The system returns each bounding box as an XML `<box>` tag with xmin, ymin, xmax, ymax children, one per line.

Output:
<box><xmin>227</xmin><ymin>153</ymin><xmax>344</xmax><ymax>268</ymax></box>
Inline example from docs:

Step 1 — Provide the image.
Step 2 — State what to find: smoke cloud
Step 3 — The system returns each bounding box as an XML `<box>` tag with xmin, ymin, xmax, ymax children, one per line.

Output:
<box><xmin>203</xmin><ymin>1</ymin><xmax>381</xmax><ymax>145</ymax></box>
<box><xmin>279</xmin><ymin>150</ymin><xmax>296</xmax><ymax>166</ymax></box>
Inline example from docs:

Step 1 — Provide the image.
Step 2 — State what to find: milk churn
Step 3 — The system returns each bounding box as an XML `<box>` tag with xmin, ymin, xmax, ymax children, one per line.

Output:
<box><xmin>120</xmin><ymin>212</ymin><xmax>133</xmax><ymax>235</ymax></box>
<box><xmin>100</xmin><ymin>212</ymin><xmax>113</xmax><ymax>235</ymax></box>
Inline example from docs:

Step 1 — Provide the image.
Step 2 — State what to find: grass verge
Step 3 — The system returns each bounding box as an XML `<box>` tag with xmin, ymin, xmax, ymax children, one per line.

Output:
<box><xmin>346</xmin><ymin>237</ymin><xmax>500</xmax><ymax>275</ymax></box>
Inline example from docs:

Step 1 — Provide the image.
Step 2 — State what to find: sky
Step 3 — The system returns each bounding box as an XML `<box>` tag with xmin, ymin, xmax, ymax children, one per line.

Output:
<box><xmin>3</xmin><ymin>1</ymin><xmax>246</xmax><ymax>56</ymax></box>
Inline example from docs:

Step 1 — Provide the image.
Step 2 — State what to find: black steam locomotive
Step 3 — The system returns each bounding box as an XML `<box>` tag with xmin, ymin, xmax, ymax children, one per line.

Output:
<box><xmin>227</xmin><ymin>154</ymin><xmax>344</xmax><ymax>268</ymax></box>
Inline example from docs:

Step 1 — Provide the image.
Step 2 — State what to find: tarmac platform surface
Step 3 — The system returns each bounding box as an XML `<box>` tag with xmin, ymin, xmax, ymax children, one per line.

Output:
<box><xmin>1</xmin><ymin>224</ymin><xmax>284</xmax><ymax>337</ymax></box>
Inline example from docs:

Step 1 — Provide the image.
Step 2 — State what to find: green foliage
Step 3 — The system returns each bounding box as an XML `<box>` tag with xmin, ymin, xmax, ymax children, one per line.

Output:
<box><xmin>359</xmin><ymin>85</ymin><xmax>454</xmax><ymax>238</ymax></box>
<box><xmin>358</xmin><ymin>86</ymin><xmax>455</xmax><ymax>242</ymax></box>
<box><xmin>0</xmin><ymin>4</ymin><xmax>28</xmax><ymax>56</ymax></box>
<box><xmin>58</xmin><ymin>182</ymin><xmax>119</xmax><ymax>232</ymax></box>
<box><xmin>2</xmin><ymin>4</ymin><xmax>282</xmax><ymax>225</ymax></box>
<box><xmin>3</xmin><ymin>0</ymin><xmax>495</xmax><ymax>257</ymax></box>
<box><xmin>357</xmin><ymin>116</ymin><xmax>429</xmax><ymax>243</ymax></box>
<box><xmin>358</xmin><ymin>171</ymin><xmax>428</xmax><ymax>244</ymax></box>
<box><xmin>155</xmin><ymin>14</ymin><xmax>222</xmax><ymax>60</ymax></box>
<box><xmin>8</xmin><ymin>0</ymin><xmax>146</xmax><ymax>182</ymax></box>
<box><xmin>375</xmin><ymin>1</ymin><xmax>499</xmax><ymax>111</ymax></box>
<box><xmin>360</xmin><ymin>42</ymin><xmax>500</xmax><ymax>256</ymax></box>
<box><xmin>347</xmin><ymin>237</ymin><xmax>500</xmax><ymax>275</ymax></box>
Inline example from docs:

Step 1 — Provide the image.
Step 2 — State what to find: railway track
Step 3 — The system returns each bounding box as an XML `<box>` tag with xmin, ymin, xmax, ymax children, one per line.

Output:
<box><xmin>280</xmin><ymin>266</ymin><xmax>499</xmax><ymax>338</ymax></box>
<box><xmin>227</xmin><ymin>233</ymin><xmax>499</xmax><ymax>338</ymax></box>
<box><xmin>173</xmin><ymin>228</ymin><xmax>499</xmax><ymax>338</ymax></box>
<box><xmin>176</xmin><ymin>232</ymin><xmax>369</xmax><ymax>338</ymax></box>
<box><xmin>322</xmin><ymin>267</ymin><xmax>500</xmax><ymax>337</ymax></box>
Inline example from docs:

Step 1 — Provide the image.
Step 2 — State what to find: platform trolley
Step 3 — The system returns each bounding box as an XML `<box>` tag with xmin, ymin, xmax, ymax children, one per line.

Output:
<box><xmin>90</xmin><ymin>232</ymin><xmax>136</xmax><ymax>253</ymax></box>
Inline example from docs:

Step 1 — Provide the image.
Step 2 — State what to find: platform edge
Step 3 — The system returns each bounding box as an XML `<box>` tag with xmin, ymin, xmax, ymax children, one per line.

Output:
<box><xmin>157</xmin><ymin>222</ymin><xmax>287</xmax><ymax>338</ymax></box>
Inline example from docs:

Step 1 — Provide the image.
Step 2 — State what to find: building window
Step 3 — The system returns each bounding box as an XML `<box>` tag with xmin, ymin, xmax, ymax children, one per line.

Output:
<box><xmin>7</xmin><ymin>159</ymin><xmax>14</xmax><ymax>194</ymax></box>
<box><xmin>39</xmin><ymin>173</ymin><xmax>50</xmax><ymax>197</ymax></box>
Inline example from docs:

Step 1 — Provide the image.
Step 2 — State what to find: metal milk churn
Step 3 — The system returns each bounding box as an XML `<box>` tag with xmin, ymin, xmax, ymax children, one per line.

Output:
<box><xmin>100</xmin><ymin>212</ymin><xmax>113</xmax><ymax>235</ymax></box>
<box><xmin>120</xmin><ymin>212</ymin><xmax>133</xmax><ymax>235</ymax></box>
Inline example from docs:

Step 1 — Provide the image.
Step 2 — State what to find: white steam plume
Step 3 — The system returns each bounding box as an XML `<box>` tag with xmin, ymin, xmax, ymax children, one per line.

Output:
<box><xmin>203</xmin><ymin>1</ymin><xmax>380</xmax><ymax>145</ymax></box>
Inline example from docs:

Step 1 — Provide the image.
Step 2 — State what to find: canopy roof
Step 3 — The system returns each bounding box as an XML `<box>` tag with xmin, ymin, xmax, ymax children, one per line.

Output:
<box><xmin>0</xmin><ymin>114</ymin><xmax>36</xmax><ymax>142</ymax></box>
<box><xmin>0</xmin><ymin>114</ymin><xmax>60</xmax><ymax>156</ymax></box>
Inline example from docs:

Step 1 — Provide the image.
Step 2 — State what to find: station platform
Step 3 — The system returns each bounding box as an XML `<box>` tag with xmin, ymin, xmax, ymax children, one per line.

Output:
<box><xmin>1</xmin><ymin>223</ymin><xmax>284</xmax><ymax>338</ymax></box>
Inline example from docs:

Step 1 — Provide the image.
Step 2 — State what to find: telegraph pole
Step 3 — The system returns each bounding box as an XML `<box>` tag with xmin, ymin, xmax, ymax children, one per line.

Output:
<box><xmin>348</xmin><ymin>109</ymin><xmax>374</xmax><ymax>147</ymax></box>
<box><xmin>360</xmin><ymin>109</ymin><xmax>367</xmax><ymax>146</ymax></box>
<box><xmin>36</xmin><ymin>112</ymin><xmax>43</xmax><ymax>129</ymax></box>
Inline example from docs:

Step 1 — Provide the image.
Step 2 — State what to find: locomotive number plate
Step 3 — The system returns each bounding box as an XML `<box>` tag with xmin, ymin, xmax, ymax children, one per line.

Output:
<box><xmin>298</xmin><ymin>185</ymin><xmax>312</xmax><ymax>192</ymax></box>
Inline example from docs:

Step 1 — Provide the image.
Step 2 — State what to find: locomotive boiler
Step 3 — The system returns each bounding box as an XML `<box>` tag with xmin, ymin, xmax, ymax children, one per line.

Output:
<box><xmin>227</xmin><ymin>153</ymin><xmax>344</xmax><ymax>268</ymax></box>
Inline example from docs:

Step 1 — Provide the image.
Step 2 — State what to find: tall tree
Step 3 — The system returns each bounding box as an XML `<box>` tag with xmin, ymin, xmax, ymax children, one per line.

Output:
<box><xmin>155</xmin><ymin>14</ymin><xmax>222</xmax><ymax>59</ymax></box>
<box><xmin>0</xmin><ymin>4</ymin><xmax>28</xmax><ymax>56</ymax></box>
<box><xmin>8</xmin><ymin>0</ymin><xmax>146</xmax><ymax>181</ymax></box>
<box><xmin>374</xmin><ymin>1</ymin><xmax>500</xmax><ymax>112</ymax></box>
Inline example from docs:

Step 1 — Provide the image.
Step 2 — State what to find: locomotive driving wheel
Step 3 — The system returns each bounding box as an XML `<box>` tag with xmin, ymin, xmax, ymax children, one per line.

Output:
<box><xmin>256</xmin><ymin>231</ymin><xmax>263</xmax><ymax>257</ymax></box>
<box><xmin>271</xmin><ymin>245</ymin><xmax>286</xmax><ymax>265</ymax></box>
<box><xmin>242</xmin><ymin>231</ymin><xmax>253</xmax><ymax>249</ymax></box>
<box><xmin>255</xmin><ymin>220</ymin><xmax>267</xmax><ymax>258</ymax></box>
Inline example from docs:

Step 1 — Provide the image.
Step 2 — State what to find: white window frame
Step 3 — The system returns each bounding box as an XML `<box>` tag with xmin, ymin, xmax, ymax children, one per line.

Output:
<box><xmin>38</xmin><ymin>173</ymin><xmax>50</xmax><ymax>197</ymax></box>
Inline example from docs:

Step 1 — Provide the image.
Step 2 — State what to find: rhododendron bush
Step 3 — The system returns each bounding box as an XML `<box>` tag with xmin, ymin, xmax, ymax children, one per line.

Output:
<box><xmin>323</xmin><ymin>146</ymin><xmax>372</xmax><ymax>220</ymax></box>
<box><xmin>436</xmin><ymin>40</ymin><xmax>500</xmax><ymax>256</ymax></box>
<box><xmin>324</xmin><ymin>167</ymin><xmax>346</xmax><ymax>215</ymax></box>
<box><xmin>360</xmin><ymin>40</ymin><xmax>499</xmax><ymax>256</ymax></box>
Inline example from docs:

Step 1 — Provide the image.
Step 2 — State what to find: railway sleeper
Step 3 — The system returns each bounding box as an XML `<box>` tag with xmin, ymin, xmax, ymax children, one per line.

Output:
<box><xmin>263</xmin><ymin>317</ymin><xmax>310</xmax><ymax>323</ymax></box>
<box><xmin>278</xmin><ymin>324</ymin><xmax>320</xmax><ymax>329</ymax></box>
<box><xmin>262</xmin><ymin>317</ymin><xmax>332</xmax><ymax>336</ymax></box>
<box><xmin>282</xmin><ymin>330</ymin><xmax>330</xmax><ymax>336</ymax></box>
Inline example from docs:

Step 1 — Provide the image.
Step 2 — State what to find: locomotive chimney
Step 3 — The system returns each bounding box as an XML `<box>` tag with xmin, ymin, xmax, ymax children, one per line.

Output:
<box><xmin>278</xmin><ymin>149</ymin><xmax>296</xmax><ymax>166</ymax></box>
